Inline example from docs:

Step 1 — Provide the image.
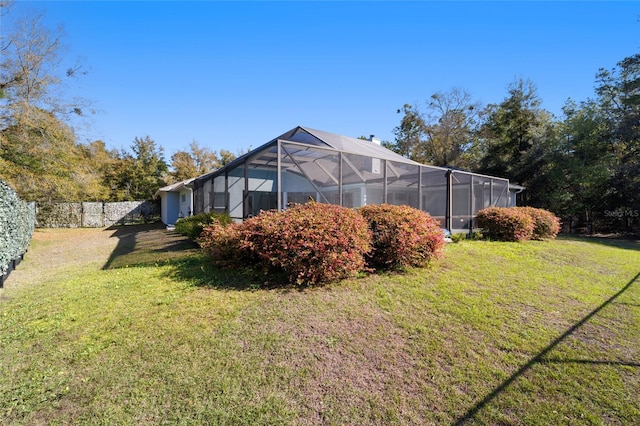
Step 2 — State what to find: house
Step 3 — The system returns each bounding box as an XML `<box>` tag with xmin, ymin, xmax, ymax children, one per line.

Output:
<box><xmin>191</xmin><ymin>126</ymin><xmax>513</xmax><ymax>233</ymax></box>
<box><xmin>155</xmin><ymin>177</ymin><xmax>195</xmax><ymax>226</ymax></box>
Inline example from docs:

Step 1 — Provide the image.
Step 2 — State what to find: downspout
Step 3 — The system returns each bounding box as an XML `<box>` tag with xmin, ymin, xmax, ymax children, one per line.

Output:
<box><xmin>469</xmin><ymin>175</ymin><xmax>474</xmax><ymax>235</ymax></box>
<box><xmin>277</xmin><ymin>140</ymin><xmax>282</xmax><ymax>211</ymax></box>
<box><xmin>445</xmin><ymin>169</ymin><xmax>453</xmax><ymax>232</ymax></box>
<box><xmin>338</xmin><ymin>151</ymin><xmax>343</xmax><ymax>207</ymax></box>
<box><xmin>383</xmin><ymin>159</ymin><xmax>388</xmax><ymax>204</ymax></box>
<box><xmin>185</xmin><ymin>183</ymin><xmax>194</xmax><ymax>216</ymax></box>
<box><xmin>418</xmin><ymin>166</ymin><xmax>423</xmax><ymax>211</ymax></box>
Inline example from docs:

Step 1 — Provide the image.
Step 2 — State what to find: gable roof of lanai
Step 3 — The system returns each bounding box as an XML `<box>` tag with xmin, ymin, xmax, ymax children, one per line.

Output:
<box><xmin>278</xmin><ymin>126</ymin><xmax>422</xmax><ymax>165</ymax></box>
<box><xmin>194</xmin><ymin>125</ymin><xmax>423</xmax><ymax>183</ymax></box>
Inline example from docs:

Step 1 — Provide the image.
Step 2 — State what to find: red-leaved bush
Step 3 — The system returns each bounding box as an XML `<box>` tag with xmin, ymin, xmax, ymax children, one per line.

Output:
<box><xmin>198</xmin><ymin>220</ymin><xmax>246</xmax><ymax>267</ymax></box>
<box><xmin>359</xmin><ymin>204</ymin><xmax>445</xmax><ymax>270</ymax></box>
<box><xmin>515</xmin><ymin>207</ymin><xmax>561</xmax><ymax>240</ymax></box>
<box><xmin>200</xmin><ymin>202</ymin><xmax>371</xmax><ymax>286</ymax></box>
<box><xmin>476</xmin><ymin>207</ymin><xmax>534</xmax><ymax>242</ymax></box>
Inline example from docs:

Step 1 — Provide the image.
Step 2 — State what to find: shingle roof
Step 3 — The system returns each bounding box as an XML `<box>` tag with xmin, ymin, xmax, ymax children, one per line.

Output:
<box><xmin>154</xmin><ymin>177</ymin><xmax>196</xmax><ymax>196</ymax></box>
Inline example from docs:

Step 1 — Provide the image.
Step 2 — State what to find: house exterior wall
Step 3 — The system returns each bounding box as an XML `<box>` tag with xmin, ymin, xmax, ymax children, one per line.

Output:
<box><xmin>158</xmin><ymin>189</ymin><xmax>193</xmax><ymax>225</ymax></box>
<box><xmin>160</xmin><ymin>192</ymin><xmax>180</xmax><ymax>225</ymax></box>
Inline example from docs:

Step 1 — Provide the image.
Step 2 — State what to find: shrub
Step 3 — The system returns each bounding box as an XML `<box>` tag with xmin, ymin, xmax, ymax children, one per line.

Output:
<box><xmin>451</xmin><ymin>233</ymin><xmax>467</xmax><ymax>243</ymax></box>
<box><xmin>1</xmin><ymin>181</ymin><xmax>36</xmax><ymax>280</ymax></box>
<box><xmin>175</xmin><ymin>212</ymin><xmax>232</xmax><ymax>240</ymax></box>
<box><xmin>476</xmin><ymin>207</ymin><xmax>534</xmax><ymax>242</ymax></box>
<box><xmin>470</xmin><ymin>230</ymin><xmax>484</xmax><ymax>240</ymax></box>
<box><xmin>199</xmin><ymin>202</ymin><xmax>372</xmax><ymax>286</ymax></box>
<box><xmin>198</xmin><ymin>220</ymin><xmax>246</xmax><ymax>267</ymax></box>
<box><xmin>359</xmin><ymin>204</ymin><xmax>445</xmax><ymax>270</ymax></box>
<box><xmin>516</xmin><ymin>207</ymin><xmax>561</xmax><ymax>240</ymax></box>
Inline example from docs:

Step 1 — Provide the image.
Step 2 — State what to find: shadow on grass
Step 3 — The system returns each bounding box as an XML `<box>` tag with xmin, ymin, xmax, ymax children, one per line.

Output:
<box><xmin>162</xmin><ymin>254</ymin><xmax>261</xmax><ymax>291</ymax></box>
<box><xmin>103</xmin><ymin>222</ymin><xmax>199</xmax><ymax>270</ymax></box>
<box><xmin>163</xmin><ymin>254</ymin><xmax>317</xmax><ymax>292</ymax></box>
<box><xmin>539</xmin><ymin>358</ymin><xmax>640</xmax><ymax>368</ymax></box>
<box><xmin>455</xmin><ymin>271</ymin><xmax>640</xmax><ymax>425</ymax></box>
<box><xmin>558</xmin><ymin>234</ymin><xmax>640</xmax><ymax>251</ymax></box>
<box><xmin>101</xmin><ymin>222</ymin><xmax>298</xmax><ymax>291</ymax></box>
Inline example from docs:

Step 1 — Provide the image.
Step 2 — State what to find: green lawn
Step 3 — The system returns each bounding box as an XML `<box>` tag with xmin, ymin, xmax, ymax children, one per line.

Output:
<box><xmin>1</xmin><ymin>231</ymin><xmax>639</xmax><ymax>425</ymax></box>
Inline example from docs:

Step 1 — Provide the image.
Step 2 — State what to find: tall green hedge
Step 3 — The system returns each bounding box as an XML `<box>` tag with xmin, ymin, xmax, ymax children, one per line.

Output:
<box><xmin>0</xmin><ymin>181</ymin><xmax>36</xmax><ymax>281</ymax></box>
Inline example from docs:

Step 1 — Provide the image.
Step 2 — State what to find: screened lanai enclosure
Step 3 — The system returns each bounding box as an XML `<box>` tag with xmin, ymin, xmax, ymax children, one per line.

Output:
<box><xmin>192</xmin><ymin>126</ymin><xmax>512</xmax><ymax>233</ymax></box>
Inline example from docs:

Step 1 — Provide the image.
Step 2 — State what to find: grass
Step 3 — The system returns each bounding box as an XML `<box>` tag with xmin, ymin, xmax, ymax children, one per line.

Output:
<box><xmin>103</xmin><ymin>222</ymin><xmax>200</xmax><ymax>269</ymax></box>
<box><xmin>0</xmin><ymin>228</ymin><xmax>639</xmax><ymax>425</ymax></box>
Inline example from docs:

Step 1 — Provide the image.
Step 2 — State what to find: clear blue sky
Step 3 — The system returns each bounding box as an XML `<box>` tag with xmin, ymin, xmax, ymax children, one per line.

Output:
<box><xmin>7</xmin><ymin>1</ymin><xmax>640</xmax><ymax>159</ymax></box>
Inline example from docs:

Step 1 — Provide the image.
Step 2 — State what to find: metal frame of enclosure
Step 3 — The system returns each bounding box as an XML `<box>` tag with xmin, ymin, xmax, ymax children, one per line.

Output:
<box><xmin>192</xmin><ymin>126</ymin><xmax>511</xmax><ymax>233</ymax></box>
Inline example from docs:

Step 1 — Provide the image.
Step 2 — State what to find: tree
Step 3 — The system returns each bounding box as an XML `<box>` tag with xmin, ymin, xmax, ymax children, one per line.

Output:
<box><xmin>170</xmin><ymin>150</ymin><xmax>198</xmax><ymax>182</ymax></box>
<box><xmin>215</xmin><ymin>149</ymin><xmax>237</xmax><ymax>168</ymax></box>
<box><xmin>594</xmin><ymin>52</ymin><xmax>640</xmax><ymax>225</ymax></box>
<box><xmin>170</xmin><ymin>141</ymin><xmax>223</xmax><ymax>182</ymax></box>
<box><xmin>170</xmin><ymin>142</ymin><xmax>238</xmax><ymax>182</ymax></box>
<box><xmin>476</xmin><ymin>79</ymin><xmax>554</xmax><ymax>185</ymax></box>
<box><xmin>108</xmin><ymin>136</ymin><xmax>168</xmax><ymax>201</ymax></box>
<box><xmin>390</xmin><ymin>104</ymin><xmax>427</xmax><ymax>161</ymax></box>
<box><xmin>389</xmin><ymin>88</ymin><xmax>480</xmax><ymax>167</ymax></box>
<box><xmin>76</xmin><ymin>140</ymin><xmax>120</xmax><ymax>201</ymax></box>
<box><xmin>0</xmin><ymin>9</ymin><xmax>85</xmax><ymax>123</ymax></box>
<box><xmin>423</xmin><ymin>88</ymin><xmax>480</xmax><ymax>167</ymax></box>
<box><xmin>0</xmin><ymin>107</ymin><xmax>94</xmax><ymax>202</ymax></box>
<box><xmin>530</xmin><ymin>100</ymin><xmax>613</xmax><ymax>230</ymax></box>
<box><xmin>0</xmin><ymin>113</ymin><xmax>116</xmax><ymax>202</ymax></box>
<box><xmin>0</xmin><ymin>5</ymin><xmax>92</xmax><ymax>202</ymax></box>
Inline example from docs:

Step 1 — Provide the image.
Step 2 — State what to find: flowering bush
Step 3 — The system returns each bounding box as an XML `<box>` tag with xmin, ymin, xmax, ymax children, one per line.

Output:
<box><xmin>516</xmin><ymin>207</ymin><xmax>561</xmax><ymax>240</ymax></box>
<box><xmin>199</xmin><ymin>202</ymin><xmax>371</xmax><ymax>286</ymax></box>
<box><xmin>476</xmin><ymin>207</ymin><xmax>534</xmax><ymax>242</ymax></box>
<box><xmin>359</xmin><ymin>204</ymin><xmax>444</xmax><ymax>270</ymax></box>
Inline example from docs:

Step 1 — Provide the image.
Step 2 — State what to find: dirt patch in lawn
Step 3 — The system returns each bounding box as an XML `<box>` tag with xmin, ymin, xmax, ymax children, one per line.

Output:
<box><xmin>234</xmin><ymin>287</ymin><xmax>434</xmax><ymax>424</ymax></box>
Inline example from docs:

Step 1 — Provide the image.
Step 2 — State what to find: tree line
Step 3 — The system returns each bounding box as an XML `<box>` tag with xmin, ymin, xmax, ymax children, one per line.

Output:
<box><xmin>1</xmin><ymin>5</ymin><xmax>638</xmax><ymax>232</ymax></box>
<box><xmin>386</xmin><ymin>56</ymin><xmax>640</xmax><ymax>233</ymax></box>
